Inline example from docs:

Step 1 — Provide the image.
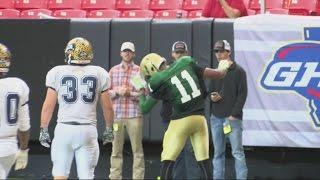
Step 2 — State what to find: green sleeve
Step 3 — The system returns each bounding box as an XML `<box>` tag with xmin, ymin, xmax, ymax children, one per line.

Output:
<box><xmin>190</xmin><ymin>59</ymin><xmax>205</xmax><ymax>79</ymax></box>
<box><xmin>139</xmin><ymin>95</ymin><xmax>158</xmax><ymax>114</ymax></box>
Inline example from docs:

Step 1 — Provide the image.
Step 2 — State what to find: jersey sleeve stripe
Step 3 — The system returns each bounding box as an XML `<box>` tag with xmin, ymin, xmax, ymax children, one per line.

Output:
<box><xmin>101</xmin><ymin>88</ymin><xmax>109</xmax><ymax>93</ymax></box>
<box><xmin>47</xmin><ymin>86</ymin><xmax>56</xmax><ymax>91</ymax></box>
<box><xmin>21</xmin><ymin>101</ymin><xmax>29</xmax><ymax>106</ymax></box>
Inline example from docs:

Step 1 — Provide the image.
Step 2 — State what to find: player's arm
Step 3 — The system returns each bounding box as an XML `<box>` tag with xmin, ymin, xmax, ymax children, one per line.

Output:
<box><xmin>100</xmin><ymin>90</ymin><xmax>114</xmax><ymax>128</ymax></box>
<box><xmin>15</xmin><ymin>86</ymin><xmax>31</xmax><ymax>170</ymax></box>
<box><xmin>40</xmin><ymin>88</ymin><xmax>57</xmax><ymax>128</ymax></box>
<box><xmin>17</xmin><ymin>130</ymin><xmax>29</xmax><ymax>150</ymax></box>
<box><xmin>17</xmin><ymin>95</ymin><xmax>31</xmax><ymax>150</ymax></box>
<box><xmin>194</xmin><ymin>63</ymin><xmax>226</xmax><ymax>79</ymax></box>
<box><xmin>15</xmin><ymin>129</ymin><xmax>30</xmax><ymax>170</ymax></box>
<box><xmin>100</xmin><ymin>90</ymin><xmax>115</xmax><ymax>145</ymax></box>
<box><xmin>191</xmin><ymin>57</ymin><xmax>230</xmax><ymax>79</ymax></box>
<box><xmin>194</xmin><ymin>60</ymin><xmax>230</xmax><ymax>79</ymax></box>
<box><xmin>203</xmin><ymin>68</ymin><xmax>227</xmax><ymax>79</ymax></box>
<box><xmin>17</xmin><ymin>102</ymin><xmax>30</xmax><ymax>151</ymax></box>
<box><xmin>139</xmin><ymin>93</ymin><xmax>158</xmax><ymax>114</ymax></box>
<box><xmin>39</xmin><ymin>88</ymin><xmax>57</xmax><ymax>148</ymax></box>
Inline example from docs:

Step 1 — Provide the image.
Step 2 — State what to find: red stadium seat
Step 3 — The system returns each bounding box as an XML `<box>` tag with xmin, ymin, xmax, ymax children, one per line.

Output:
<box><xmin>266</xmin><ymin>8</ymin><xmax>289</xmax><ymax>14</ymax></box>
<box><xmin>242</xmin><ymin>0</ymin><xmax>251</xmax><ymax>9</ymax></box>
<box><xmin>121</xmin><ymin>10</ymin><xmax>153</xmax><ymax>18</ymax></box>
<box><xmin>48</xmin><ymin>0</ymin><xmax>82</xmax><ymax>10</ymax></box>
<box><xmin>249</xmin><ymin>0</ymin><xmax>285</xmax><ymax>10</ymax></box>
<box><xmin>0</xmin><ymin>9</ymin><xmax>20</xmax><ymax>19</ymax></box>
<box><xmin>0</xmin><ymin>0</ymin><xmax>15</xmax><ymax>9</ymax></box>
<box><xmin>87</xmin><ymin>9</ymin><xmax>121</xmax><ymax>17</ymax></box>
<box><xmin>82</xmin><ymin>0</ymin><xmax>116</xmax><ymax>10</ymax></box>
<box><xmin>187</xmin><ymin>10</ymin><xmax>202</xmax><ymax>18</ymax></box>
<box><xmin>15</xmin><ymin>0</ymin><xmax>48</xmax><ymax>9</ymax></box>
<box><xmin>53</xmin><ymin>9</ymin><xmax>86</xmax><ymax>18</ymax></box>
<box><xmin>246</xmin><ymin>8</ymin><xmax>256</xmax><ymax>15</ymax></box>
<box><xmin>154</xmin><ymin>9</ymin><xmax>187</xmax><ymax>19</ymax></box>
<box><xmin>248</xmin><ymin>0</ymin><xmax>259</xmax><ymax>10</ymax></box>
<box><xmin>20</xmin><ymin>9</ymin><xmax>52</xmax><ymax>18</ymax></box>
<box><xmin>149</xmin><ymin>0</ymin><xmax>183</xmax><ymax>10</ymax></box>
<box><xmin>282</xmin><ymin>0</ymin><xmax>290</xmax><ymax>8</ymax></box>
<box><xmin>116</xmin><ymin>0</ymin><xmax>149</xmax><ymax>10</ymax></box>
<box><xmin>288</xmin><ymin>0</ymin><xmax>319</xmax><ymax>15</ymax></box>
<box><xmin>182</xmin><ymin>0</ymin><xmax>206</xmax><ymax>11</ymax></box>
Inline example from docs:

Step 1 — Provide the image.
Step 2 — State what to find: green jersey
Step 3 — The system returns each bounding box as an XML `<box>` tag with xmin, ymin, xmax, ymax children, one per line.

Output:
<box><xmin>149</xmin><ymin>56</ymin><xmax>207</xmax><ymax>120</ymax></box>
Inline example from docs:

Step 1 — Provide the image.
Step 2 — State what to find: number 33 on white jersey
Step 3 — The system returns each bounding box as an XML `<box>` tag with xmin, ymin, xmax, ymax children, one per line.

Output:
<box><xmin>46</xmin><ymin>65</ymin><xmax>110</xmax><ymax>125</ymax></box>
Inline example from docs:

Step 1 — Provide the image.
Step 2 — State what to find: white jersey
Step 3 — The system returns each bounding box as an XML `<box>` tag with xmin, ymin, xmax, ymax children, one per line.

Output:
<box><xmin>0</xmin><ymin>77</ymin><xmax>30</xmax><ymax>157</ymax></box>
<box><xmin>46</xmin><ymin>65</ymin><xmax>110</xmax><ymax>125</ymax></box>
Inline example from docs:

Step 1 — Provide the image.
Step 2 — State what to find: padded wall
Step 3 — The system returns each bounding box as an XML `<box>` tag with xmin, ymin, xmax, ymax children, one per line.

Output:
<box><xmin>109</xmin><ymin>19</ymin><xmax>151</xmax><ymax>68</ymax></box>
<box><xmin>0</xmin><ymin>20</ymin><xmax>70</xmax><ymax>140</ymax></box>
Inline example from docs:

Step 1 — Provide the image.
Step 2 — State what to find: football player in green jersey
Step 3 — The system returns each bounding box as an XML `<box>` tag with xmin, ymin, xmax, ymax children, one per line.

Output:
<box><xmin>139</xmin><ymin>53</ymin><xmax>231</xmax><ymax>179</ymax></box>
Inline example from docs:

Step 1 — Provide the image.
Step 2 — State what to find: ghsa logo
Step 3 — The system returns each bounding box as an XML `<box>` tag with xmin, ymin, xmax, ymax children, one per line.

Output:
<box><xmin>260</xmin><ymin>41</ymin><xmax>320</xmax><ymax>127</ymax></box>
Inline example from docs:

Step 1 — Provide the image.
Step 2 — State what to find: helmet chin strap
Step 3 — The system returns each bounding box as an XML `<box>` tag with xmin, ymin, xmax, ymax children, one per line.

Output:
<box><xmin>67</xmin><ymin>54</ymin><xmax>72</xmax><ymax>64</ymax></box>
<box><xmin>0</xmin><ymin>67</ymin><xmax>9</xmax><ymax>73</ymax></box>
<box><xmin>0</xmin><ymin>68</ymin><xmax>8</xmax><ymax>78</ymax></box>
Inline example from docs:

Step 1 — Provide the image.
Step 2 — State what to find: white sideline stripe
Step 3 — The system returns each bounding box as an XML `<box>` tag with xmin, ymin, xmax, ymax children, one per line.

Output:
<box><xmin>235</xmin><ymin>23</ymin><xmax>300</xmax><ymax>32</ymax></box>
<box><xmin>243</xmin><ymin>130</ymin><xmax>320</xmax><ymax>148</ymax></box>
<box><xmin>235</xmin><ymin>14</ymin><xmax>320</xmax><ymax>32</ymax></box>
<box><xmin>243</xmin><ymin>109</ymin><xmax>310</xmax><ymax>122</ymax></box>
<box><xmin>38</xmin><ymin>12</ymin><xmax>55</xmax><ymax>19</ymax></box>
<box><xmin>234</xmin><ymin>40</ymin><xmax>288</xmax><ymax>52</ymax></box>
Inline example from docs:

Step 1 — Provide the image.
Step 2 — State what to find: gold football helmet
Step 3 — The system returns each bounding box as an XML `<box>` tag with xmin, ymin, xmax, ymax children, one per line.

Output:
<box><xmin>65</xmin><ymin>37</ymin><xmax>93</xmax><ymax>64</ymax></box>
<box><xmin>140</xmin><ymin>53</ymin><xmax>166</xmax><ymax>78</ymax></box>
<box><xmin>0</xmin><ymin>43</ymin><xmax>11</xmax><ymax>73</ymax></box>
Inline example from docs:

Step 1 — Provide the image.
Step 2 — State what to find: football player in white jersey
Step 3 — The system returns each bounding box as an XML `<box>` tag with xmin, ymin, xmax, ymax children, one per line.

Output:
<box><xmin>39</xmin><ymin>37</ymin><xmax>114</xmax><ymax>179</ymax></box>
<box><xmin>0</xmin><ymin>43</ymin><xmax>30</xmax><ymax>179</ymax></box>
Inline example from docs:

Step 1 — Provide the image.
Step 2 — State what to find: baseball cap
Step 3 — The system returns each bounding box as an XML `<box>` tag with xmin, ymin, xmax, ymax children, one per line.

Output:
<box><xmin>121</xmin><ymin>42</ymin><xmax>135</xmax><ymax>52</ymax></box>
<box><xmin>214</xmin><ymin>40</ymin><xmax>231</xmax><ymax>51</ymax></box>
<box><xmin>172</xmin><ymin>41</ymin><xmax>188</xmax><ymax>52</ymax></box>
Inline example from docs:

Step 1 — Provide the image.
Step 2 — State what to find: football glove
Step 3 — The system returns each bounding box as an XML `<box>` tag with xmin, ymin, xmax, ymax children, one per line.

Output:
<box><xmin>39</xmin><ymin>127</ymin><xmax>51</xmax><ymax>148</ymax></box>
<box><xmin>102</xmin><ymin>126</ymin><xmax>114</xmax><ymax>145</ymax></box>
<box><xmin>14</xmin><ymin>149</ymin><xmax>29</xmax><ymax>170</ymax></box>
<box><xmin>218</xmin><ymin>59</ymin><xmax>231</xmax><ymax>71</ymax></box>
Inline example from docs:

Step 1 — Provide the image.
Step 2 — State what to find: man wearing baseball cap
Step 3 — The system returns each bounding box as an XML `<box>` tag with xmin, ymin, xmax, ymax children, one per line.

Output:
<box><xmin>214</xmin><ymin>40</ymin><xmax>231</xmax><ymax>52</ymax></box>
<box><xmin>171</xmin><ymin>41</ymin><xmax>188</xmax><ymax>60</ymax></box>
<box><xmin>209</xmin><ymin>40</ymin><xmax>248</xmax><ymax>179</ymax></box>
<box><xmin>120</xmin><ymin>42</ymin><xmax>135</xmax><ymax>52</ymax></box>
<box><xmin>108</xmin><ymin>41</ymin><xmax>145</xmax><ymax>179</ymax></box>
